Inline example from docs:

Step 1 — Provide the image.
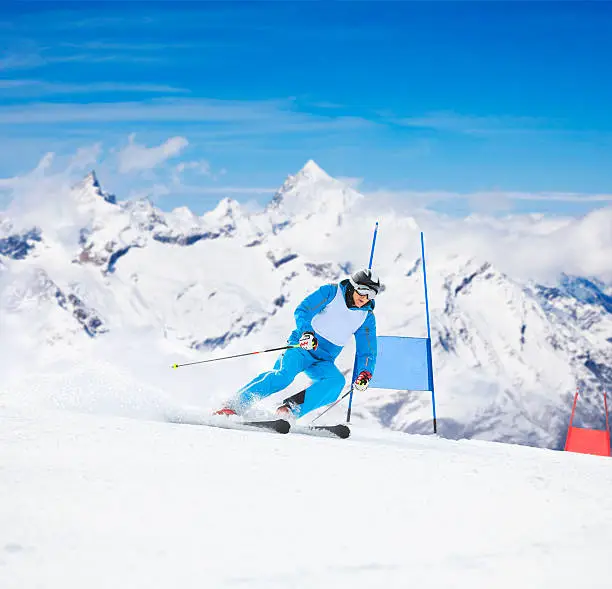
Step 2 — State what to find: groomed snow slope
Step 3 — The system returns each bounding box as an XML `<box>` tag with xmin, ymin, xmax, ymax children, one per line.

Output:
<box><xmin>2</xmin><ymin>406</ymin><xmax>611</xmax><ymax>589</ymax></box>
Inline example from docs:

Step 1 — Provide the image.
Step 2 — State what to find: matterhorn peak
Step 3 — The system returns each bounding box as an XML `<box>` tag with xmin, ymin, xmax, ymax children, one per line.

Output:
<box><xmin>85</xmin><ymin>170</ymin><xmax>100</xmax><ymax>189</ymax></box>
<box><xmin>72</xmin><ymin>170</ymin><xmax>116</xmax><ymax>205</ymax></box>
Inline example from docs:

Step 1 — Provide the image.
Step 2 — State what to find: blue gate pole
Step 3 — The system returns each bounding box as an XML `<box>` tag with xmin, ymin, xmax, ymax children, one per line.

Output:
<box><xmin>421</xmin><ymin>231</ymin><xmax>437</xmax><ymax>434</ymax></box>
<box><xmin>346</xmin><ymin>221</ymin><xmax>379</xmax><ymax>423</ymax></box>
<box><xmin>368</xmin><ymin>221</ymin><xmax>379</xmax><ymax>269</ymax></box>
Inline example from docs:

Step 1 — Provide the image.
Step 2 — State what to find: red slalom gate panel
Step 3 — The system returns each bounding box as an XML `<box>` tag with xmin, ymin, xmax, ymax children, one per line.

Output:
<box><xmin>565</xmin><ymin>427</ymin><xmax>610</xmax><ymax>456</ymax></box>
<box><xmin>564</xmin><ymin>390</ymin><xmax>610</xmax><ymax>457</ymax></box>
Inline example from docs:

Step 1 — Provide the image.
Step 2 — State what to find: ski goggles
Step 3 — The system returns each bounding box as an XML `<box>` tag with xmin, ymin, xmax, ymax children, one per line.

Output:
<box><xmin>353</xmin><ymin>284</ymin><xmax>378</xmax><ymax>299</ymax></box>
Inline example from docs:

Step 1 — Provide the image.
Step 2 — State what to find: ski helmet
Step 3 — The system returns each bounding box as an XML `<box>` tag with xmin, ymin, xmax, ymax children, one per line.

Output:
<box><xmin>349</xmin><ymin>268</ymin><xmax>381</xmax><ymax>299</ymax></box>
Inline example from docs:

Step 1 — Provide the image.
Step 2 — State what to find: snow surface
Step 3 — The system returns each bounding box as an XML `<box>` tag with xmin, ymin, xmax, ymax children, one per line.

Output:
<box><xmin>1</xmin><ymin>158</ymin><xmax>611</xmax><ymax>588</ymax></box>
<box><xmin>2</xmin><ymin>405</ymin><xmax>612</xmax><ymax>588</ymax></box>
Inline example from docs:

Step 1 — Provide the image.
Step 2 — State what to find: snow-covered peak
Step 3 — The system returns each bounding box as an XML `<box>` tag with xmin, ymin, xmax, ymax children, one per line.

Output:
<box><xmin>71</xmin><ymin>170</ymin><xmax>116</xmax><ymax>206</ymax></box>
<box><xmin>296</xmin><ymin>159</ymin><xmax>332</xmax><ymax>182</ymax></box>
<box><xmin>267</xmin><ymin>159</ymin><xmax>362</xmax><ymax>219</ymax></box>
<box><xmin>170</xmin><ymin>206</ymin><xmax>198</xmax><ymax>223</ymax></box>
<box><xmin>121</xmin><ymin>196</ymin><xmax>167</xmax><ymax>232</ymax></box>
<box><xmin>207</xmin><ymin>197</ymin><xmax>243</xmax><ymax>223</ymax></box>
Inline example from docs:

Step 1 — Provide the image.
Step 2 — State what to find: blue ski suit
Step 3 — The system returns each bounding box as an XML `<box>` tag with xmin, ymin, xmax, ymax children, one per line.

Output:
<box><xmin>234</xmin><ymin>279</ymin><xmax>377</xmax><ymax>417</ymax></box>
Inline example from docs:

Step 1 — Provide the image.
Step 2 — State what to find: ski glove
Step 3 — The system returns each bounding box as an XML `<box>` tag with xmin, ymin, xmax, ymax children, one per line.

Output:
<box><xmin>299</xmin><ymin>331</ymin><xmax>318</xmax><ymax>351</ymax></box>
<box><xmin>353</xmin><ymin>370</ymin><xmax>372</xmax><ymax>392</ymax></box>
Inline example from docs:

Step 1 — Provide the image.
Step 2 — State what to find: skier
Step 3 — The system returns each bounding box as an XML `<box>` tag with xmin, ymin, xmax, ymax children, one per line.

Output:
<box><xmin>215</xmin><ymin>268</ymin><xmax>380</xmax><ymax>420</ymax></box>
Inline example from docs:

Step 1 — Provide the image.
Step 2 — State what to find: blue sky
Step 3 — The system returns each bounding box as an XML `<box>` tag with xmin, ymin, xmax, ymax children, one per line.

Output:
<box><xmin>1</xmin><ymin>1</ymin><xmax>611</xmax><ymax>216</ymax></box>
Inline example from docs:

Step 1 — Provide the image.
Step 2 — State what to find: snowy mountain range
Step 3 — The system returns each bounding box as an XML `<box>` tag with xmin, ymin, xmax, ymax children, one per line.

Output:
<box><xmin>0</xmin><ymin>160</ymin><xmax>610</xmax><ymax>450</ymax></box>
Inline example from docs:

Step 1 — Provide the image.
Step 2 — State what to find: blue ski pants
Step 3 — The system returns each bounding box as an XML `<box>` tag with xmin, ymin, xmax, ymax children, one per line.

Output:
<box><xmin>235</xmin><ymin>347</ymin><xmax>345</xmax><ymax>417</ymax></box>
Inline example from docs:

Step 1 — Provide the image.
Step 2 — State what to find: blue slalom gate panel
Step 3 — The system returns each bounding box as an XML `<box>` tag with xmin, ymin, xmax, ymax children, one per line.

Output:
<box><xmin>366</xmin><ymin>335</ymin><xmax>433</xmax><ymax>392</ymax></box>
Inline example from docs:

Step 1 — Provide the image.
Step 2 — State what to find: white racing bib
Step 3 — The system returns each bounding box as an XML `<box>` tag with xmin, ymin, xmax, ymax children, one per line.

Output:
<box><xmin>311</xmin><ymin>285</ymin><xmax>368</xmax><ymax>346</ymax></box>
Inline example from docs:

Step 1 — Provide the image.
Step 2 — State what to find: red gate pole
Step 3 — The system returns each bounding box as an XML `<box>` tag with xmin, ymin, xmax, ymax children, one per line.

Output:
<box><xmin>604</xmin><ymin>390</ymin><xmax>610</xmax><ymax>451</ymax></box>
<box><xmin>564</xmin><ymin>389</ymin><xmax>579</xmax><ymax>451</ymax></box>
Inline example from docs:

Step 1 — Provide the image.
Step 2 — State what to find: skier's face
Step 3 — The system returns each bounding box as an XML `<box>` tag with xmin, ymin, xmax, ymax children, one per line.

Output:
<box><xmin>352</xmin><ymin>290</ymin><xmax>370</xmax><ymax>308</ymax></box>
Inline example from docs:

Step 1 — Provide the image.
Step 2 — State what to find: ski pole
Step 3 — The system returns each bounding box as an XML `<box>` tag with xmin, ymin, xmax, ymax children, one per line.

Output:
<box><xmin>171</xmin><ymin>344</ymin><xmax>299</xmax><ymax>369</ymax></box>
<box><xmin>310</xmin><ymin>388</ymin><xmax>353</xmax><ymax>423</ymax></box>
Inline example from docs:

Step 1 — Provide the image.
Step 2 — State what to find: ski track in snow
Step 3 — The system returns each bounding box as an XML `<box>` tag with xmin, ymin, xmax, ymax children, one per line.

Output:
<box><xmin>2</xmin><ymin>406</ymin><xmax>612</xmax><ymax>589</ymax></box>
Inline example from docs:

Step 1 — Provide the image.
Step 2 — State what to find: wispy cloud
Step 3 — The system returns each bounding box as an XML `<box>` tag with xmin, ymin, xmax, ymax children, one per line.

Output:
<box><xmin>48</xmin><ymin>15</ymin><xmax>159</xmax><ymax>30</ymax></box>
<box><xmin>364</xmin><ymin>188</ymin><xmax>612</xmax><ymax>206</ymax></box>
<box><xmin>58</xmin><ymin>41</ymin><xmax>234</xmax><ymax>51</ymax></box>
<box><xmin>117</xmin><ymin>134</ymin><xmax>189</xmax><ymax>173</ymax></box>
<box><xmin>393</xmin><ymin>111</ymin><xmax>546</xmax><ymax>135</ymax></box>
<box><xmin>67</xmin><ymin>143</ymin><xmax>103</xmax><ymax>174</ymax></box>
<box><xmin>0</xmin><ymin>98</ymin><xmax>374</xmax><ymax>137</ymax></box>
<box><xmin>177</xmin><ymin>186</ymin><xmax>275</xmax><ymax>195</ymax></box>
<box><xmin>361</xmin><ymin>187</ymin><xmax>612</xmax><ymax>219</ymax></box>
<box><xmin>0</xmin><ymin>52</ymin><xmax>44</xmax><ymax>70</ymax></box>
<box><xmin>0</xmin><ymin>143</ymin><xmax>103</xmax><ymax>192</ymax></box>
<box><xmin>0</xmin><ymin>151</ymin><xmax>51</xmax><ymax>190</ymax></box>
<box><xmin>0</xmin><ymin>79</ymin><xmax>189</xmax><ymax>95</ymax></box>
<box><xmin>6</xmin><ymin>9</ymin><xmax>274</xmax><ymax>34</ymax></box>
<box><xmin>491</xmin><ymin>191</ymin><xmax>612</xmax><ymax>202</ymax></box>
<box><xmin>175</xmin><ymin>161</ymin><xmax>212</xmax><ymax>176</ymax></box>
<box><xmin>0</xmin><ymin>48</ymin><xmax>166</xmax><ymax>71</ymax></box>
<box><xmin>171</xmin><ymin>159</ymin><xmax>228</xmax><ymax>185</ymax></box>
<box><xmin>310</xmin><ymin>101</ymin><xmax>346</xmax><ymax>110</ymax></box>
<box><xmin>0</xmin><ymin>98</ymin><xmax>270</xmax><ymax>124</ymax></box>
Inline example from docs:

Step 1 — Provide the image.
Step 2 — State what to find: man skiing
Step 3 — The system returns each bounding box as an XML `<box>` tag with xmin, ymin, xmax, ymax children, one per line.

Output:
<box><xmin>215</xmin><ymin>268</ymin><xmax>380</xmax><ymax>420</ymax></box>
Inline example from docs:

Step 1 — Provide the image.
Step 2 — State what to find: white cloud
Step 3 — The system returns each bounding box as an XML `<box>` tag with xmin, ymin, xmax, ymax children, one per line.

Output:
<box><xmin>117</xmin><ymin>134</ymin><xmax>188</xmax><ymax>174</ymax></box>
<box><xmin>0</xmin><ymin>150</ymin><xmax>88</xmax><ymax>243</ymax></box>
<box><xmin>33</xmin><ymin>152</ymin><xmax>55</xmax><ymax>175</ymax></box>
<box><xmin>362</xmin><ymin>189</ymin><xmax>442</xmax><ymax>213</ymax></box>
<box><xmin>359</xmin><ymin>188</ymin><xmax>612</xmax><ymax>283</ymax></box>
<box><xmin>416</xmin><ymin>206</ymin><xmax>612</xmax><ymax>284</ymax></box>
<box><xmin>175</xmin><ymin>160</ymin><xmax>212</xmax><ymax>176</ymax></box>
<box><xmin>67</xmin><ymin>143</ymin><xmax>103</xmax><ymax>173</ymax></box>
<box><xmin>172</xmin><ymin>160</ymin><xmax>210</xmax><ymax>187</ymax></box>
<box><xmin>127</xmin><ymin>183</ymin><xmax>171</xmax><ymax>202</ymax></box>
<box><xmin>467</xmin><ymin>190</ymin><xmax>513</xmax><ymax>215</ymax></box>
<box><xmin>172</xmin><ymin>160</ymin><xmax>230</xmax><ymax>185</ymax></box>
<box><xmin>362</xmin><ymin>188</ymin><xmax>612</xmax><ymax>215</ymax></box>
<box><xmin>0</xmin><ymin>151</ymin><xmax>55</xmax><ymax>191</ymax></box>
<box><xmin>496</xmin><ymin>191</ymin><xmax>612</xmax><ymax>202</ymax></box>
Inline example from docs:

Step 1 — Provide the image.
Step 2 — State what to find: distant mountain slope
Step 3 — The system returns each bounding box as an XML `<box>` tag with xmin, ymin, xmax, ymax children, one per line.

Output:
<box><xmin>0</xmin><ymin>161</ymin><xmax>610</xmax><ymax>449</ymax></box>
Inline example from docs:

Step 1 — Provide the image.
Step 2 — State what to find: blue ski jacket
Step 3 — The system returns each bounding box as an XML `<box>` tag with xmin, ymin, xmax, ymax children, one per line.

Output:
<box><xmin>288</xmin><ymin>280</ymin><xmax>377</xmax><ymax>376</ymax></box>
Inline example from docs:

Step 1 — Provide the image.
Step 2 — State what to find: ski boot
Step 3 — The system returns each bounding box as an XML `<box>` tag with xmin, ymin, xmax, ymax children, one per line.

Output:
<box><xmin>213</xmin><ymin>408</ymin><xmax>237</xmax><ymax>416</ymax></box>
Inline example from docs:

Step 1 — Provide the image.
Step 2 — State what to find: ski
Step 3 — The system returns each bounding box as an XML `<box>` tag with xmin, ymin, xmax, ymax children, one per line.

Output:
<box><xmin>167</xmin><ymin>413</ymin><xmax>291</xmax><ymax>434</ymax></box>
<box><xmin>293</xmin><ymin>423</ymin><xmax>351</xmax><ymax>439</ymax></box>
<box><xmin>167</xmin><ymin>410</ymin><xmax>349</xmax><ymax>438</ymax></box>
<box><xmin>242</xmin><ymin>419</ymin><xmax>291</xmax><ymax>434</ymax></box>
